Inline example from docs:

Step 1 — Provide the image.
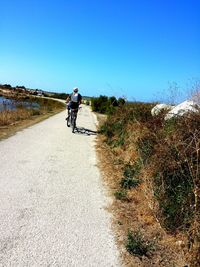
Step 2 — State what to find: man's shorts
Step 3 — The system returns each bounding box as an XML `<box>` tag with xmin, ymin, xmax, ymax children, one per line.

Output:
<box><xmin>69</xmin><ymin>101</ymin><xmax>79</xmax><ymax>110</ymax></box>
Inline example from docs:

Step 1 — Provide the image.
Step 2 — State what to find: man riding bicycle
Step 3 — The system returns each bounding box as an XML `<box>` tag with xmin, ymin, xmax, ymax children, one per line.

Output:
<box><xmin>66</xmin><ymin>87</ymin><xmax>82</xmax><ymax>119</ymax></box>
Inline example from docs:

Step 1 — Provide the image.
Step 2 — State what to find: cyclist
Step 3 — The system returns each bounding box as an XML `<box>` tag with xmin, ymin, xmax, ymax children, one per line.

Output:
<box><xmin>66</xmin><ymin>87</ymin><xmax>82</xmax><ymax>118</ymax></box>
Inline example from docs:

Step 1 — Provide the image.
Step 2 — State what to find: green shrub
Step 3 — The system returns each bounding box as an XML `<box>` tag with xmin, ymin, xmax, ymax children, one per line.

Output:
<box><xmin>91</xmin><ymin>95</ymin><xmax>126</xmax><ymax>114</ymax></box>
<box><xmin>120</xmin><ymin>163</ymin><xmax>141</xmax><ymax>189</ymax></box>
<box><xmin>118</xmin><ymin>97</ymin><xmax>126</xmax><ymax>106</ymax></box>
<box><xmin>125</xmin><ymin>102</ymin><xmax>155</xmax><ymax>123</ymax></box>
<box><xmin>154</xmin><ymin>164</ymin><xmax>195</xmax><ymax>231</ymax></box>
<box><xmin>123</xmin><ymin>161</ymin><xmax>142</xmax><ymax>178</ymax></box>
<box><xmin>91</xmin><ymin>95</ymin><xmax>108</xmax><ymax>113</ymax></box>
<box><xmin>114</xmin><ymin>190</ymin><xmax>128</xmax><ymax>201</ymax></box>
<box><xmin>100</xmin><ymin>119</ymin><xmax>126</xmax><ymax>146</ymax></box>
<box><xmin>126</xmin><ymin>230</ymin><xmax>154</xmax><ymax>257</ymax></box>
<box><xmin>100</xmin><ymin>102</ymin><xmax>156</xmax><ymax>149</ymax></box>
<box><xmin>99</xmin><ymin>122</ymin><xmax>114</xmax><ymax>139</ymax></box>
<box><xmin>120</xmin><ymin>177</ymin><xmax>140</xmax><ymax>189</ymax></box>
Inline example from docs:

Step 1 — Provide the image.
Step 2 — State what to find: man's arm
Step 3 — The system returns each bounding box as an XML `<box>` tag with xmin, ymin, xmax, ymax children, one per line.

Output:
<box><xmin>79</xmin><ymin>94</ymin><xmax>82</xmax><ymax>105</ymax></box>
<box><xmin>66</xmin><ymin>94</ymin><xmax>71</xmax><ymax>103</ymax></box>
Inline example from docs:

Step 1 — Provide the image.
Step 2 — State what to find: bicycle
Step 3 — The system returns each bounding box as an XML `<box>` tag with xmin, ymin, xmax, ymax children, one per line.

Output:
<box><xmin>66</xmin><ymin>107</ymin><xmax>79</xmax><ymax>133</ymax></box>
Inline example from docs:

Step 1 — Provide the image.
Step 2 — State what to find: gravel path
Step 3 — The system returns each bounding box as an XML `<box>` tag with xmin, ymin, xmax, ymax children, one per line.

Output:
<box><xmin>0</xmin><ymin>106</ymin><xmax>121</xmax><ymax>267</ymax></box>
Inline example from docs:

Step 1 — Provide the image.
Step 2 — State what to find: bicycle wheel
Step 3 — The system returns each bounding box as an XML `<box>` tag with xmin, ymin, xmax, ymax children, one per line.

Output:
<box><xmin>66</xmin><ymin>114</ymin><xmax>70</xmax><ymax>127</ymax></box>
<box><xmin>72</xmin><ymin>113</ymin><xmax>76</xmax><ymax>133</ymax></box>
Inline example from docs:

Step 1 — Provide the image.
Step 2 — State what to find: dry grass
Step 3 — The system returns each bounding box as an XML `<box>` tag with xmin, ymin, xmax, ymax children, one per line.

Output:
<box><xmin>95</xmin><ymin>102</ymin><xmax>194</xmax><ymax>267</ymax></box>
<box><xmin>96</xmin><ymin>137</ymin><xmax>188</xmax><ymax>266</ymax></box>
<box><xmin>0</xmin><ymin>109</ymin><xmax>36</xmax><ymax>126</ymax></box>
<box><xmin>0</xmin><ymin>95</ymin><xmax>65</xmax><ymax>140</ymax></box>
<box><xmin>0</xmin><ymin>112</ymin><xmax>57</xmax><ymax>140</ymax></box>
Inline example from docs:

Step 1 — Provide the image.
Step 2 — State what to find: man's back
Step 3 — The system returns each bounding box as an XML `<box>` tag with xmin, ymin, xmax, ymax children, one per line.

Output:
<box><xmin>71</xmin><ymin>92</ymin><xmax>82</xmax><ymax>103</ymax></box>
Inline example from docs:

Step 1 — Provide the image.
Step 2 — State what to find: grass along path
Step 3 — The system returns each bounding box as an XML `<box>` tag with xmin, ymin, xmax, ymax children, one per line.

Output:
<box><xmin>0</xmin><ymin>96</ymin><xmax>65</xmax><ymax>140</ymax></box>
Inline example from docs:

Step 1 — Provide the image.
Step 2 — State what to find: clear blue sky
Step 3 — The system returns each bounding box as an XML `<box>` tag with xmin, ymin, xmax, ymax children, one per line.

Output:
<box><xmin>0</xmin><ymin>0</ymin><xmax>199</xmax><ymax>101</ymax></box>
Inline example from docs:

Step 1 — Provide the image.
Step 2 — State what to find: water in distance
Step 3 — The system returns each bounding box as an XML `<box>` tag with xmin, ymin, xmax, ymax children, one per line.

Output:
<box><xmin>0</xmin><ymin>96</ymin><xmax>40</xmax><ymax>112</ymax></box>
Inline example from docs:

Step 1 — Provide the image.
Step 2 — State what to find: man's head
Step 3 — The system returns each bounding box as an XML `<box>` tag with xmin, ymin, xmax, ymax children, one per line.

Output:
<box><xmin>73</xmin><ymin>87</ymin><xmax>78</xmax><ymax>93</ymax></box>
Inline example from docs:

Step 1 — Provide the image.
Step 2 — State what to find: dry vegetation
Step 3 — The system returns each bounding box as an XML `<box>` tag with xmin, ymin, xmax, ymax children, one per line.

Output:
<box><xmin>0</xmin><ymin>94</ymin><xmax>65</xmax><ymax>139</ymax></box>
<box><xmin>96</xmin><ymin>102</ymin><xmax>200</xmax><ymax>267</ymax></box>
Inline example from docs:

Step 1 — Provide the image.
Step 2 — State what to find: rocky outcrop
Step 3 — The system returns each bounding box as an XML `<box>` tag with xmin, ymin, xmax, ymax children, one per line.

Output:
<box><xmin>165</xmin><ymin>100</ymin><xmax>200</xmax><ymax>120</ymax></box>
<box><xmin>151</xmin><ymin>103</ymin><xmax>173</xmax><ymax>116</ymax></box>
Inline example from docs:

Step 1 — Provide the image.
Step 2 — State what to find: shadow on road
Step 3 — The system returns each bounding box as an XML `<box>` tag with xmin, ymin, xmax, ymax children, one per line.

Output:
<box><xmin>74</xmin><ymin>127</ymin><xmax>98</xmax><ymax>136</ymax></box>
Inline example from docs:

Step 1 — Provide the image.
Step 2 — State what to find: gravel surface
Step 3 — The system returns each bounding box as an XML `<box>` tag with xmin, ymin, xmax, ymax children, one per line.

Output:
<box><xmin>0</xmin><ymin>105</ymin><xmax>121</xmax><ymax>267</ymax></box>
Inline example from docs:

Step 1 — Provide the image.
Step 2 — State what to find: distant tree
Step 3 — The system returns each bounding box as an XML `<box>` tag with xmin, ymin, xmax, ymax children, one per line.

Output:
<box><xmin>118</xmin><ymin>97</ymin><xmax>126</xmax><ymax>106</ymax></box>
<box><xmin>109</xmin><ymin>96</ymin><xmax>118</xmax><ymax>107</ymax></box>
<box><xmin>3</xmin><ymin>84</ymin><xmax>12</xmax><ymax>89</ymax></box>
<box><xmin>91</xmin><ymin>95</ymin><xmax>127</xmax><ymax>114</ymax></box>
<box><xmin>91</xmin><ymin>95</ymin><xmax>109</xmax><ymax>113</ymax></box>
<box><xmin>51</xmin><ymin>92</ymin><xmax>69</xmax><ymax>100</ymax></box>
<box><xmin>16</xmin><ymin>85</ymin><xmax>26</xmax><ymax>89</ymax></box>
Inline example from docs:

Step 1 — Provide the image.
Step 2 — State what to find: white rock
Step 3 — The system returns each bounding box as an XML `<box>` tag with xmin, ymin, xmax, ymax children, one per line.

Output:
<box><xmin>151</xmin><ymin>103</ymin><xmax>173</xmax><ymax>116</ymax></box>
<box><xmin>165</xmin><ymin>100</ymin><xmax>199</xmax><ymax>120</ymax></box>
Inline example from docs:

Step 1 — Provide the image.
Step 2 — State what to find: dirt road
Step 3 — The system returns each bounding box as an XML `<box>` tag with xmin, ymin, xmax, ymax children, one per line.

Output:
<box><xmin>0</xmin><ymin>106</ymin><xmax>120</xmax><ymax>266</ymax></box>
